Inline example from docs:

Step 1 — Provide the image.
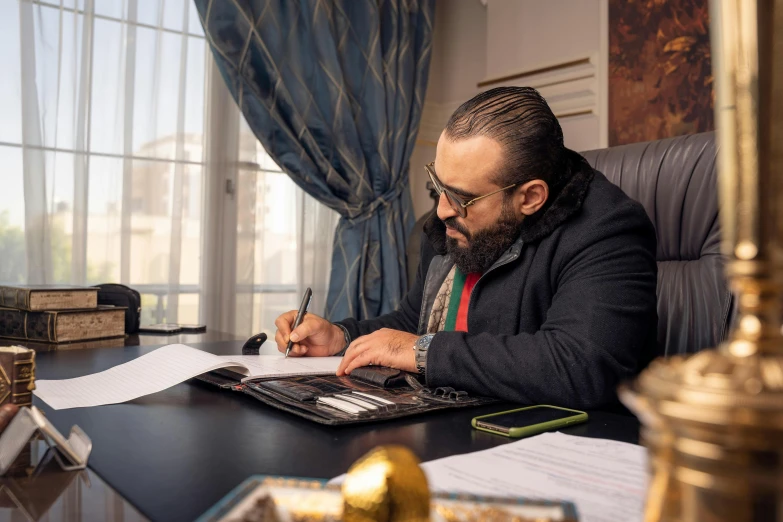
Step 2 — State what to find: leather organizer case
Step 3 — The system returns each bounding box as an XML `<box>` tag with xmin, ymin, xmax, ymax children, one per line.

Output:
<box><xmin>194</xmin><ymin>367</ymin><xmax>496</xmax><ymax>426</ymax></box>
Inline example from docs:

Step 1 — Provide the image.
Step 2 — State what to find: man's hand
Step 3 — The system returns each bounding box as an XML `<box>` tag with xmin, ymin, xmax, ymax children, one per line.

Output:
<box><xmin>0</xmin><ymin>404</ymin><xmax>19</xmax><ymax>434</ymax></box>
<box><xmin>274</xmin><ymin>310</ymin><xmax>346</xmax><ymax>357</ymax></box>
<box><xmin>336</xmin><ymin>328</ymin><xmax>419</xmax><ymax>375</ymax></box>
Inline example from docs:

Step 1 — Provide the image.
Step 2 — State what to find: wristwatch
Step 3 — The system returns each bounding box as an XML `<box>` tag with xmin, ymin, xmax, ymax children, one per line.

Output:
<box><xmin>414</xmin><ymin>334</ymin><xmax>435</xmax><ymax>377</ymax></box>
<box><xmin>333</xmin><ymin>323</ymin><xmax>352</xmax><ymax>356</ymax></box>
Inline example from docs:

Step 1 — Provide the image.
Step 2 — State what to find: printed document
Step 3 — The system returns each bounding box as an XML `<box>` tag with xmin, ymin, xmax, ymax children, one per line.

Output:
<box><xmin>330</xmin><ymin>432</ymin><xmax>647</xmax><ymax>522</ymax></box>
<box><xmin>422</xmin><ymin>432</ymin><xmax>647</xmax><ymax>522</ymax></box>
<box><xmin>34</xmin><ymin>344</ymin><xmax>342</xmax><ymax>410</ymax></box>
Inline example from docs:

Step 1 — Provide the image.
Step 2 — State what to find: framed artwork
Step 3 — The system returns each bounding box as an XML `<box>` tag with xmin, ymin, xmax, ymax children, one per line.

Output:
<box><xmin>609</xmin><ymin>0</ymin><xmax>713</xmax><ymax>145</ymax></box>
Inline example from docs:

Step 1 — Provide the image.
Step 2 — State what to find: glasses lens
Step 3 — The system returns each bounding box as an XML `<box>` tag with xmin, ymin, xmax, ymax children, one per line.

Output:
<box><xmin>446</xmin><ymin>191</ymin><xmax>467</xmax><ymax>217</ymax></box>
<box><xmin>426</xmin><ymin>165</ymin><xmax>443</xmax><ymax>194</ymax></box>
<box><xmin>426</xmin><ymin>164</ymin><xmax>467</xmax><ymax>217</ymax></box>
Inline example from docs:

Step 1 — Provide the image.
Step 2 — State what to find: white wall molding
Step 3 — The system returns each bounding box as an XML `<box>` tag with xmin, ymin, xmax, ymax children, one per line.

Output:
<box><xmin>417</xmin><ymin>100</ymin><xmax>462</xmax><ymax>146</ymax></box>
<box><xmin>476</xmin><ymin>54</ymin><xmax>601</xmax><ymax>123</ymax></box>
<box><xmin>417</xmin><ymin>52</ymin><xmax>605</xmax><ymax>151</ymax></box>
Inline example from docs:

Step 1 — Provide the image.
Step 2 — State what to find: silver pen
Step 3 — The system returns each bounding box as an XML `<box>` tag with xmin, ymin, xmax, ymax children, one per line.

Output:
<box><xmin>285</xmin><ymin>287</ymin><xmax>312</xmax><ymax>358</ymax></box>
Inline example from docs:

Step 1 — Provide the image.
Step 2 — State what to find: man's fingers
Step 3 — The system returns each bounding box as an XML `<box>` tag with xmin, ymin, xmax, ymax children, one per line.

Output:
<box><xmin>343</xmin><ymin>350</ymin><xmax>376</xmax><ymax>375</ymax></box>
<box><xmin>289</xmin><ymin>316</ymin><xmax>323</xmax><ymax>343</ymax></box>
<box><xmin>274</xmin><ymin>310</ymin><xmax>299</xmax><ymax>338</ymax></box>
<box><xmin>275</xmin><ymin>331</ymin><xmax>287</xmax><ymax>352</ymax></box>
<box><xmin>336</xmin><ymin>352</ymin><xmax>351</xmax><ymax>374</ymax></box>
<box><xmin>337</xmin><ymin>340</ymin><xmax>375</xmax><ymax>374</ymax></box>
<box><xmin>336</xmin><ymin>346</ymin><xmax>357</xmax><ymax>374</ymax></box>
<box><xmin>336</xmin><ymin>340</ymin><xmax>367</xmax><ymax>374</ymax></box>
<box><xmin>276</xmin><ymin>329</ymin><xmax>308</xmax><ymax>356</ymax></box>
<box><xmin>287</xmin><ymin>343</ymin><xmax>308</xmax><ymax>357</ymax></box>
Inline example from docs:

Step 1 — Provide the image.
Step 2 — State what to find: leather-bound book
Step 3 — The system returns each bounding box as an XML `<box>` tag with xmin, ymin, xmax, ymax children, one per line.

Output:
<box><xmin>0</xmin><ymin>285</ymin><xmax>98</xmax><ymax>311</ymax></box>
<box><xmin>0</xmin><ymin>346</ymin><xmax>35</xmax><ymax>408</ymax></box>
<box><xmin>0</xmin><ymin>307</ymin><xmax>125</xmax><ymax>343</ymax></box>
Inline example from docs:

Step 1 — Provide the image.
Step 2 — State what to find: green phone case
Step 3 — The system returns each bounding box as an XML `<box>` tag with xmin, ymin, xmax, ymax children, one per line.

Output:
<box><xmin>471</xmin><ymin>405</ymin><xmax>588</xmax><ymax>438</ymax></box>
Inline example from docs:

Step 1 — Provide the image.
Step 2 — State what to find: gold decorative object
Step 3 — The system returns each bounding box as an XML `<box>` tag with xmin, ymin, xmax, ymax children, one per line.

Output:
<box><xmin>619</xmin><ymin>1</ymin><xmax>783</xmax><ymax>521</ymax></box>
<box><xmin>342</xmin><ymin>445</ymin><xmax>430</xmax><ymax>522</ymax></box>
<box><xmin>206</xmin><ymin>446</ymin><xmax>578</xmax><ymax>521</ymax></box>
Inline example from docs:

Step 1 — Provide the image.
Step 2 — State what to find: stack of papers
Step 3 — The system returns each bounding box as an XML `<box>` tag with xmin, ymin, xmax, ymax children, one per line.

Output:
<box><xmin>331</xmin><ymin>432</ymin><xmax>648</xmax><ymax>522</ymax></box>
<box><xmin>421</xmin><ymin>432</ymin><xmax>648</xmax><ymax>522</ymax></box>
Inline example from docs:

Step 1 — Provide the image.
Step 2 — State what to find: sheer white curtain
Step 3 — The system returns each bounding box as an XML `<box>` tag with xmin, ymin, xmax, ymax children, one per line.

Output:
<box><xmin>218</xmin><ymin>114</ymin><xmax>338</xmax><ymax>339</ymax></box>
<box><xmin>1</xmin><ymin>0</ymin><xmax>337</xmax><ymax>339</ymax></box>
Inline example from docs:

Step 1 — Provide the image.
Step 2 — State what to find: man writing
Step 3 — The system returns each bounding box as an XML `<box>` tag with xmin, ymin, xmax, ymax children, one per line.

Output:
<box><xmin>275</xmin><ymin>87</ymin><xmax>658</xmax><ymax>408</ymax></box>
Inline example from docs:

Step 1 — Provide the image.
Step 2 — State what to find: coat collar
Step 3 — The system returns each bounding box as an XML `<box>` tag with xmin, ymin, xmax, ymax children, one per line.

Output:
<box><xmin>423</xmin><ymin>152</ymin><xmax>596</xmax><ymax>256</ymax></box>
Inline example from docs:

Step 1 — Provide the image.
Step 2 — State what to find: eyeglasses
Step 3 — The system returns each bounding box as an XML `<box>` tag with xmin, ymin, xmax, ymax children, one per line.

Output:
<box><xmin>425</xmin><ymin>162</ymin><xmax>518</xmax><ymax>218</ymax></box>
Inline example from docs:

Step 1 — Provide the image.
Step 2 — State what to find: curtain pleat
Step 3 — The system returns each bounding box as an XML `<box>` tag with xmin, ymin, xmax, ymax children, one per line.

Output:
<box><xmin>195</xmin><ymin>0</ymin><xmax>435</xmax><ymax>321</ymax></box>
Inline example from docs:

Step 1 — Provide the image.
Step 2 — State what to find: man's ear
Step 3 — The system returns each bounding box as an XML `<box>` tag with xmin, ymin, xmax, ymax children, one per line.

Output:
<box><xmin>515</xmin><ymin>179</ymin><xmax>549</xmax><ymax>216</ymax></box>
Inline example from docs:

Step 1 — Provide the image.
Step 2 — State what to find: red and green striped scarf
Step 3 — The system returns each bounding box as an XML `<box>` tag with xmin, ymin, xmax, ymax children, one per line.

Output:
<box><xmin>426</xmin><ymin>266</ymin><xmax>482</xmax><ymax>333</ymax></box>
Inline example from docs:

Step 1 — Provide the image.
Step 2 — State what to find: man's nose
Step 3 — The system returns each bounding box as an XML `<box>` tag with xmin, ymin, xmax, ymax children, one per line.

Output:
<box><xmin>436</xmin><ymin>192</ymin><xmax>458</xmax><ymax>221</ymax></box>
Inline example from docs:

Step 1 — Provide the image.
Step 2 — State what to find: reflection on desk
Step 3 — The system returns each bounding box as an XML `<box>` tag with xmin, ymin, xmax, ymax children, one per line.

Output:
<box><xmin>31</xmin><ymin>340</ymin><xmax>641</xmax><ymax>522</ymax></box>
<box><xmin>0</xmin><ymin>330</ymin><xmax>243</xmax><ymax>352</ymax></box>
<box><xmin>0</xmin><ymin>442</ymin><xmax>148</xmax><ymax>522</ymax></box>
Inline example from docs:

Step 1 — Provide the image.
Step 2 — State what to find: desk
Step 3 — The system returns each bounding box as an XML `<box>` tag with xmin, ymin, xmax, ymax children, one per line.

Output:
<box><xmin>26</xmin><ymin>341</ymin><xmax>639</xmax><ymax>522</ymax></box>
<box><xmin>0</xmin><ymin>330</ymin><xmax>243</xmax><ymax>352</ymax></box>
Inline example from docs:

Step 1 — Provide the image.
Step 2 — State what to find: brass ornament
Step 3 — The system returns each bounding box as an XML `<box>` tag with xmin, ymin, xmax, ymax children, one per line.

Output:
<box><xmin>619</xmin><ymin>1</ymin><xmax>783</xmax><ymax>520</ymax></box>
<box><xmin>214</xmin><ymin>447</ymin><xmax>573</xmax><ymax>521</ymax></box>
<box><xmin>342</xmin><ymin>445</ymin><xmax>430</xmax><ymax>522</ymax></box>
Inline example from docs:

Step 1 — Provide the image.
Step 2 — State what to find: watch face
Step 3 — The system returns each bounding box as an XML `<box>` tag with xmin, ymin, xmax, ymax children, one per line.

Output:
<box><xmin>417</xmin><ymin>334</ymin><xmax>434</xmax><ymax>348</ymax></box>
<box><xmin>415</xmin><ymin>335</ymin><xmax>431</xmax><ymax>373</ymax></box>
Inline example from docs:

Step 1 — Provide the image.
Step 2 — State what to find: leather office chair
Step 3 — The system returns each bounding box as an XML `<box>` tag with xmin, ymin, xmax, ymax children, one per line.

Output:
<box><xmin>582</xmin><ymin>132</ymin><xmax>733</xmax><ymax>356</ymax></box>
<box><xmin>406</xmin><ymin>132</ymin><xmax>732</xmax><ymax>357</ymax></box>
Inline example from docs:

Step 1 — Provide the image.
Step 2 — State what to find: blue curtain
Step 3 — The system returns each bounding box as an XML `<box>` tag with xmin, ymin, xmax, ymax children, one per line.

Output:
<box><xmin>194</xmin><ymin>0</ymin><xmax>435</xmax><ymax>321</ymax></box>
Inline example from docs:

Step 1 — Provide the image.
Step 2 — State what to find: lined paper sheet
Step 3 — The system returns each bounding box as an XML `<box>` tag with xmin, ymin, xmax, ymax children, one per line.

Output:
<box><xmin>330</xmin><ymin>432</ymin><xmax>648</xmax><ymax>522</ymax></box>
<box><xmin>223</xmin><ymin>355</ymin><xmax>343</xmax><ymax>382</ymax></box>
<box><xmin>34</xmin><ymin>344</ymin><xmax>341</xmax><ymax>410</ymax></box>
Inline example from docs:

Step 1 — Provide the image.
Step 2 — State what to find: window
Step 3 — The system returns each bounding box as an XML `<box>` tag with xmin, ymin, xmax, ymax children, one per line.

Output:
<box><xmin>0</xmin><ymin>0</ymin><xmax>336</xmax><ymax>335</ymax></box>
<box><xmin>236</xmin><ymin>120</ymin><xmax>300</xmax><ymax>335</ymax></box>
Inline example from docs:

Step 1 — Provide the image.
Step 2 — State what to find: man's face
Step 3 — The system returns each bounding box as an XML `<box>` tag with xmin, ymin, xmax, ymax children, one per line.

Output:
<box><xmin>433</xmin><ymin>133</ymin><xmax>525</xmax><ymax>273</ymax></box>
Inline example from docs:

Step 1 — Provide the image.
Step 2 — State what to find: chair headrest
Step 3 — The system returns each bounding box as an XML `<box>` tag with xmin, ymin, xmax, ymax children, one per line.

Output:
<box><xmin>581</xmin><ymin>132</ymin><xmax>719</xmax><ymax>262</ymax></box>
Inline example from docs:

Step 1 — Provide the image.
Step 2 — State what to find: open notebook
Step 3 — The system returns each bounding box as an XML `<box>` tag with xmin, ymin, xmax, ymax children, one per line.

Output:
<box><xmin>35</xmin><ymin>344</ymin><xmax>496</xmax><ymax>424</ymax></box>
<box><xmin>219</xmin><ymin>354</ymin><xmax>342</xmax><ymax>383</ymax></box>
<box><xmin>34</xmin><ymin>344</ymin><xmax>342</xmax><ymax>410</ymax></box>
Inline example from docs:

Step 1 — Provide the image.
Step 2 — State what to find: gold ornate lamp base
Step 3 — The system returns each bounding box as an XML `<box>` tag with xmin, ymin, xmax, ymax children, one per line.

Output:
<box><xmin>620</xmin><ymin>348</ymin><xmax>783</xmax><ymax>522</ymax></box>
<box><xmin>619</xmin><ymin>0</ymin><xmax>783</xmax><ymax>519</ymax></box>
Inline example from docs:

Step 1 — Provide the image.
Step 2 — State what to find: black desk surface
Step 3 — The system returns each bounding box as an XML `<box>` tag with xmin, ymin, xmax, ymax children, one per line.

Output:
<box><xmin>33</xmin><ymin>341</ymin><xmax>640</xmax><ymax>522</ymax></box>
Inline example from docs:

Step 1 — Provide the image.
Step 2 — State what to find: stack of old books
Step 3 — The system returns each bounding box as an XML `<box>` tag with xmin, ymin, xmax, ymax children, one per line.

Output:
<box><xmin>0</xmin><ymin>285</ymin><xmax>125</xmax><ymax>347</ymax></box>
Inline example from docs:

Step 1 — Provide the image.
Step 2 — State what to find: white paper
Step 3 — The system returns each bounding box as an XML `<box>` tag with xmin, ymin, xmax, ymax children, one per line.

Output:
<box><xmin>33</xmin><ymin>344</ymin><xmax>341</xmax><ymax>410</ymax></box>
<box><xmin>423</xmin><ymin>432</ymin><xmax>647</xmax><ymax>522</ymax></box>
<box><xmin>225</xmin><ymin>355</ymin><xmax>343</xmax><ymax>382</ymax></box>
<box><xmin>329</xmin><ymin>432</ymin><xmax>647</xmax><ymax>522</ymax></box>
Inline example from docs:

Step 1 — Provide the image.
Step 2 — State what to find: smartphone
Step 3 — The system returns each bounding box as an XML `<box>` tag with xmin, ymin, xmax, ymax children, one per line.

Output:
<box><xmin>138</xmin><ymin>323</ymin><xmax>182</xmax><ymax>334</ymax></box>
<box><xmin>472</xmin><ymin>405</ymin><xmax>588</xmax><ymax>438</ymax></box>
<box><xmin>178</xmin><ymin>323</ymin><xmax>207</xmax><ymax>333</ymax></box>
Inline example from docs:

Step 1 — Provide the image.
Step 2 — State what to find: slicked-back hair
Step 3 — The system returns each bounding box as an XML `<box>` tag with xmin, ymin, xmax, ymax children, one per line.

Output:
<box><xmin>444</xmin><ymin>87</ymin><xmax>570</xmax><ymax>190</ymax></box>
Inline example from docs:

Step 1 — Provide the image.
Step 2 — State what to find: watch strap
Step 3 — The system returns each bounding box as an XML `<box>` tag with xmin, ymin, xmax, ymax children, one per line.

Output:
<box><xmin>333</xmin><ymin>323</ymin><xmax>352</xmax><ymax>356</ymax></box>
<box><xmin>414</xmin><ymin>334</ymin><xmax>435</xmax><ymax>377</ymax></box>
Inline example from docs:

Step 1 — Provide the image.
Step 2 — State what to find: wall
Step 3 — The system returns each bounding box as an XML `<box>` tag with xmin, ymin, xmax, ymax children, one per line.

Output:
<box><xmin>483</xmin><ymin>0</ymin><xmax>607</xmax><ymax>154</ymax></box>
<box><xmin>486</xmin><ymin>0</ymin><xmax>601</xmax><ymax>80</ymax></box>
<box><xmin>410</xmin><ymin>0</ymin><xmax>487</xmax><ymax>219</ymax></box>
<box><xmin>409</xmin><ymin>0</ymin><xmax>608</xmax><ymax>219</ymax></box>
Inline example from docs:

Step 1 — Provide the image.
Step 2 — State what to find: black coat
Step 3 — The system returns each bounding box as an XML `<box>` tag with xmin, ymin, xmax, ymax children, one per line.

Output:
<box><xmin>337</xmin><ymin>156</ymin><xmax>658</xmax><ymax>409</ymax></box>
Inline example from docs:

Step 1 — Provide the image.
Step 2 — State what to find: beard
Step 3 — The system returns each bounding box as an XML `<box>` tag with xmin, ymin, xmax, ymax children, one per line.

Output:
<box><xmin>444</xmin><ymin>202</ymin><xmax>524</xmax><ymax>274</ymax></box>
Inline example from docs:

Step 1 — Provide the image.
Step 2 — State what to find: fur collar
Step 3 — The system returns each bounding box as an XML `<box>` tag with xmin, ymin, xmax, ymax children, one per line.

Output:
<box><xmin>423</xmin><ymin>154</ymin><xmax>596</xmax><ymax>256</ymax></box>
